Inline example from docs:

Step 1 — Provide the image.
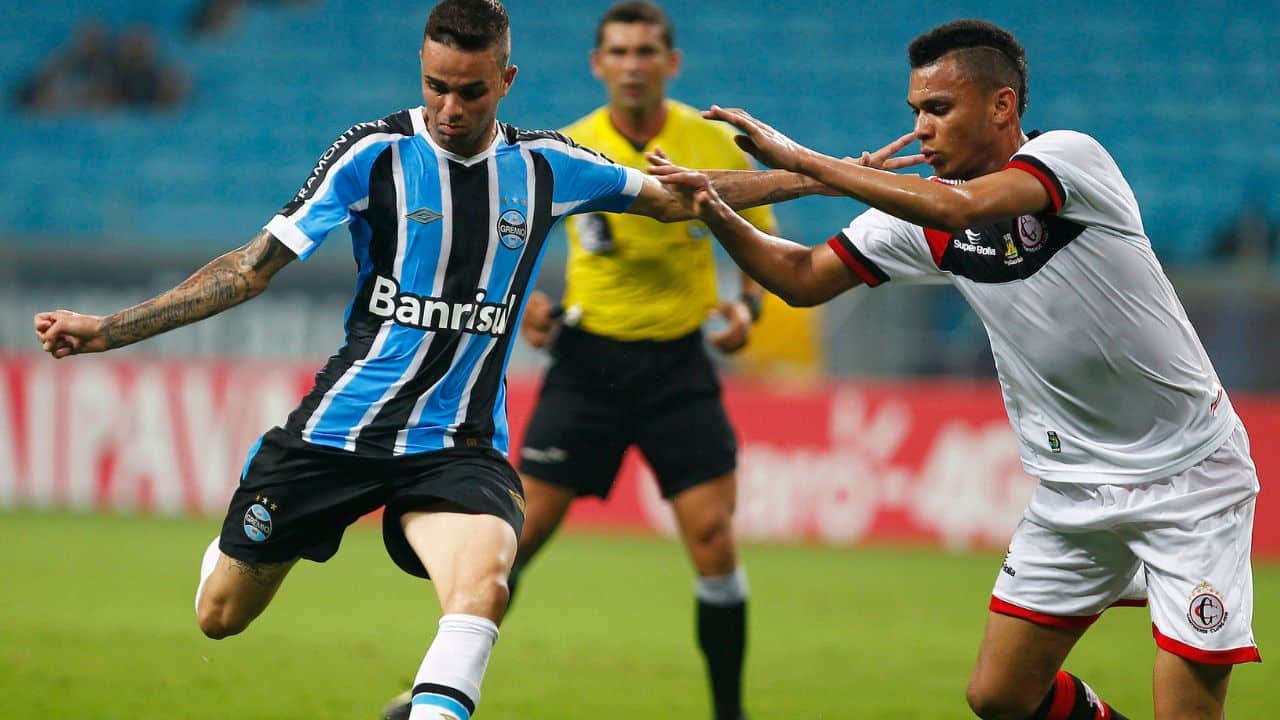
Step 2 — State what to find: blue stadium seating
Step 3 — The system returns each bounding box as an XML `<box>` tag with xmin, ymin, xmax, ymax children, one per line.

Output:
<box><xmin>2</xmin><ymin>0</ymin><xmax>1276</xmax><ymax>262</ymax></box>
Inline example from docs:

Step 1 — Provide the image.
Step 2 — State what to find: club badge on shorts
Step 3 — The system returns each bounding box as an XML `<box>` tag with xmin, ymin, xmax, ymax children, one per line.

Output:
<box><xmin>1186</xmin><ymin>582</ymin><xmax>1228</xmax><ymax>634</ymax></box>
<box><xmin>244</xmin><ymin>495</ymin><xmax>276</xmax><ymax>542</ymax></box>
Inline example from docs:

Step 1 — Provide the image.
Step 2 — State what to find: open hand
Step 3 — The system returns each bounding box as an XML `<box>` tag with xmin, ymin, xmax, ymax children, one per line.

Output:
<box><xmin>33</xmin><ymin>310</ymin><xmax>108</xmax><ymax>358</ymax></box>
<box><xmin>702</xmin><ymin>105</ymin><xmax>809</xmax><ymax>172</ymax></box>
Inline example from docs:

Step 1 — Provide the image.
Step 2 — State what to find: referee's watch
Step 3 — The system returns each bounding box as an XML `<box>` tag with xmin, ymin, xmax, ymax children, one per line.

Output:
<box><xmin>739</xmin><ymin>292</ymin><xmax>763</xmax><ymax>324</ymax></box>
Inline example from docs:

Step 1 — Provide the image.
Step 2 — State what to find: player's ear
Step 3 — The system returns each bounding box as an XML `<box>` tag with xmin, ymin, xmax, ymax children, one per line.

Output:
<box><xmin>589</xmin><ymin>48</ymin><xmax>603</xmax><ymax>80</ymax></box>
<box><xmin>501</xmin><ymin>64</ymin><xmax>518</xmax><ymax>95</ymax></box>
<box><xmin>667</xmin><ymin>48</ymin><xmax>682</xmax><ymax>78</ymax></box>
<box><xmin>992</xmin><ymin>86</ymin><xmax>1017</xmax><ymax>126</ymax></box>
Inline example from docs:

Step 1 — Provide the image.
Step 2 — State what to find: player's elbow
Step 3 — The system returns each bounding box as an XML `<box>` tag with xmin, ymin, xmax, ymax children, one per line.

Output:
<box><xmin>244</xmin><ymin>272</ymin><xmax>273</xmax><ymax>300</ymax></box>
<box><xmin>773</xmin><ymin>255</ymin><xmax>841</xmax><ymax>307</ymax></box>
<box><xmin>776</xmin><ymin>287</ymin><xmax>817</xmax><ymax>308</ymax></box>
<box><xmin>782</xmin><ymin>287</ymin><xmax>835</xmax><ymax>308</ymax></box>
<box><xmin>771</xmin><ymin>280</ymin><xmax>830</xmax><ymax>308</ymax></box>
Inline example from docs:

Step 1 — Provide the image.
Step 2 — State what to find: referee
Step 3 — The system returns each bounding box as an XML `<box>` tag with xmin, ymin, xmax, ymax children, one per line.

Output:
<box><xmin>518</xmin><ymin>6</ymin><xmax>772</xmax><ymax>718</ymax></box>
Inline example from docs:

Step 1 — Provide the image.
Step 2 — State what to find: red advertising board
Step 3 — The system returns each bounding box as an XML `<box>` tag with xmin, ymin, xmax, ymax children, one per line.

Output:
<box><xmin>2</xmin><ymin>354</ymin><xmax>1276</xmax><ymax>556</ymax></box>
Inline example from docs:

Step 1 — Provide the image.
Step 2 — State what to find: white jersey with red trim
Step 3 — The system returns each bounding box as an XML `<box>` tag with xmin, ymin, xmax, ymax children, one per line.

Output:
<box><xmin>827</xmin><ymin>130</ymin><xmax>1235</xmax><ymax>484</ymax></box>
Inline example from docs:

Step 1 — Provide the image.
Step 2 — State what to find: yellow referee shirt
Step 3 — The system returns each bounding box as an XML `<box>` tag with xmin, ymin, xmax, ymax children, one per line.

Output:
<box><xmin>560</xmin><ymin>100</ymin><xmax>777</xmax><ymax>341</ymax></box>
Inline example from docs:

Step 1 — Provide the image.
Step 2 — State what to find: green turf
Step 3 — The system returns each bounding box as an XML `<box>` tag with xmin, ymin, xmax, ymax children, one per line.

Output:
<box><xmin>1</xmin><ymin>511</ymin><xmax>1276</xmax><ymax>718</ymax></box>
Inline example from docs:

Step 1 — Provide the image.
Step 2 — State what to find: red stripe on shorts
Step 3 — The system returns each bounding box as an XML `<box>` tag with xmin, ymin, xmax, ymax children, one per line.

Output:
<box><xmin>989</xmin><ymin>596</ymin><xmax>1102</xmax><ymax>630</ymax></box>
<box><xmin>1152</xmin><ymin>624</ymin><xmax>1261</xmax><ymax>664</ymax></box>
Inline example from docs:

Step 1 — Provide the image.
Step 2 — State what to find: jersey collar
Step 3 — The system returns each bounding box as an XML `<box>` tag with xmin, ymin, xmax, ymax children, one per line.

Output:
<box><xmin>415</xmin><ymin>106</ymin><xmax>503</xmax><ymax>167</ymax></box>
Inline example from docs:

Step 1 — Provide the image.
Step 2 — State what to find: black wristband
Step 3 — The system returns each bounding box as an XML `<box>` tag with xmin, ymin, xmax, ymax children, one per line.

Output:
<box><xmin>739</xmin><ymin>293</ymin><xmax>763</xmax><ymax>323</ymax></box>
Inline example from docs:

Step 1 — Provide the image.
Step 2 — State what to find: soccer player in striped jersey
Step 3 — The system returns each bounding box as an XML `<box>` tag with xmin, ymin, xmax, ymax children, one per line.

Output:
<box><xmin>31</xmin><ymin>2</ymin><xmax>823</xmax><ymax>718</ymax></box>
<box><xmin>387</xmin><ymin>4</ymin><xmax>775</xmax><ymax>720</ymax></box>
<box><xmin>653</xmin><ymin>18</ymin><xmax>1260</xmax><ymax>720</ymax></box>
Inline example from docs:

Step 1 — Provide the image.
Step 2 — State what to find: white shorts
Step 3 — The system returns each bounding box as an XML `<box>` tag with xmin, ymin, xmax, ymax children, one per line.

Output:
<box><xmin>991</xmin><ymin>420</ymin><xmax>1261</xmax><ymax>665</ymax></box>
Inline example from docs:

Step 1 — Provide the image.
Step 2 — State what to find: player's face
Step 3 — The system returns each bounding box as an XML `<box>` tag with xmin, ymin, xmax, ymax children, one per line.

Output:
<box><xmin>908</xmin><ymin>57</ymin><xmax>1008</xmax><ymax>180</ymax></box>
<box><xmin>591</xmin><ymin>22</ymin><xmax>680</xmax><ymax>114</ymax></box>
<box><xmin>419</xmin><ymin>38</ymin><xmax>517</xmax><ymax>156</ymax></box>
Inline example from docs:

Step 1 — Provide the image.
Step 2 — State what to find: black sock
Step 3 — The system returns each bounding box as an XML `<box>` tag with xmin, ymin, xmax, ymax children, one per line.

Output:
<box><xmin>697</xmin><ymin>598</ymin><xmax>747</xmax><ymax>720</ymax></box>
<box><xmin>1030</xmin><ymin>670</ymin><xmax>1128</xmax><ymax>720</ymax></box>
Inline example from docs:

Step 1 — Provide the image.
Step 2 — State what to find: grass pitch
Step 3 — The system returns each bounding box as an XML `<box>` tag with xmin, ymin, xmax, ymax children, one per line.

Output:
<box><xmin>2</xmin><ymin>511</ymin><xmax>1277</xmax><ymax>719</ymax></box>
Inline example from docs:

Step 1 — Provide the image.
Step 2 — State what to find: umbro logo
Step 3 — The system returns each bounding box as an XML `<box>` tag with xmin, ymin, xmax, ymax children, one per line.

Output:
<box><xmin>406</xmin><ymin>207</ymin><xmax>442</xmax><ymax>225</ymax></box>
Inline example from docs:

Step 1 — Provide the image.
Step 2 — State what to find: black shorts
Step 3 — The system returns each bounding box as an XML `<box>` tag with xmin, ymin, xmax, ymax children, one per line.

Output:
<box><xmin>519</xmin><ymin>326</ymin><xmax>737</xmax><ymax>499</ymax></box>
<box><xmin>218</xmin><ymin>427</ymin><xmax>524</xmax><ymax>579</ymax></box>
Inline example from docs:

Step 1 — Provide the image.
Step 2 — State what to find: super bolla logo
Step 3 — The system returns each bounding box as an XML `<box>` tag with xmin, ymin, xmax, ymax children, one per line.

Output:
<box><xmin>368</xmin><ymin>275</ymin><xmax>517</xmax><ymax>336</ymax></box>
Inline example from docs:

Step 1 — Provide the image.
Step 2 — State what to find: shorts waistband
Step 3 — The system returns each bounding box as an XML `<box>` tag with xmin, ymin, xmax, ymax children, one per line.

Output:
<box><xmin>559</xmin><ymin>324</ymin><xmax>703</xmax><ymax>349</ymax></box>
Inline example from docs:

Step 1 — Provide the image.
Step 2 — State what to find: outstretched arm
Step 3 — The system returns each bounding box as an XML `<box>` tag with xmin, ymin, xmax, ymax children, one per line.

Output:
<box><xmin>626</xmin><ymin>132</ymin><xmax>927</xmax><ymax>223</ymax></box>
<box><xmin>651</xmin><ymin>165</ymin><xmax>862</xmax><ymax>307</ymax></box>
<box><xmin>705</xmin><ymin>106</ymin><xmax>1047</xmax><ymax>231</ymax></box>
<box><xmin>626</xmin><ymin>166</ymin><xmax>821</xmax><ymax>222</ymax></box>
<box><xmin>34</xmin><ymin>230</ymin><xmax>296</xmax><ymax>358</ymax></box>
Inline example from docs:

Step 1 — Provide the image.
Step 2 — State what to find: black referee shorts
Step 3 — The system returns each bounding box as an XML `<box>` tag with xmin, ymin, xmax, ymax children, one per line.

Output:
<box><xmin>218</xmin><ymin>427</ymin><xmax>524</xmax><ymax>579</ymax></box>
<box><xmin>518</xmin><ymin>325</ymin><xmax>737</xmax><ymax>499</ymax></box>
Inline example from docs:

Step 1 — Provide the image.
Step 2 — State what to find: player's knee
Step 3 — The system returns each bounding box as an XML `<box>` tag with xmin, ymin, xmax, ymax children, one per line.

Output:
<box><xmin>196</xmin><ymin>595</ymin><xmax>251</xmax><ymax>640</ymax></box>
<box><xmin>687</xmin><ymin>511</ymin><xmax>734</xmax><ymax>552</ymax></box>
<box><xmin>964</xmin><ymin>679</ymin><xmax>1036</xmax><ymax>720</ymax></box>
<box><xmin>685</xmin><ymin>514</ymin><xmax>736</xmax><ymax>574</ymax></box>
<box><xmin>963</xmin><ymin>683</ymin><xmax>1001</xmax><ymax>719</ymax></box>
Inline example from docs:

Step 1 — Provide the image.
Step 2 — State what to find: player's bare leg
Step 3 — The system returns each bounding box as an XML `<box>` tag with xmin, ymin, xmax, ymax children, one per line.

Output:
<box><xmin>967</xmin><ymin>612</ymin><xmax>1130</xmax><ymax>719</ymax></box>
<box><xmin>402</xmin><ymin>508</ymin><xmax>517</xmax><ymax>621</ymax></box>
<box><xmin>967</xmin><ymin>613</ymin><xmax>1080</xmax><ymax>718</ymax></box>
<box><xmin>1153</xmin><ymin>649</ymin><xmax>1230</xmax><ymax>720</ymax></box>
<box><xmin>672</xmin><ymin>472</ymin><xmax>748</xmax><ymax>720</ymax></box>
<box><xmin>194</xmin><ymin>538</ymin><xmax>297</xmax><ymax>639</ymax></box>
<box><xmin>382</xmin><ymin>480</ymin><xmax>570</xmax><ymax>720</ymax></box>
<box><xmin>673</xmin><ymin>472</ymin><xmax>740</xmax><ymax>575</ymax></box>
<box><xmin>397</xmin><ymin>508</ymin><xmax>517</xmax><ymax>720</ymax></box>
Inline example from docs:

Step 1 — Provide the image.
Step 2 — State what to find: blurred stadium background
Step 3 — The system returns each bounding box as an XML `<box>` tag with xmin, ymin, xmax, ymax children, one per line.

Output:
<box><xmin>1</xmin><ymin>1</ymin><xmax>1277</xmax><ymax>718</ymax></box>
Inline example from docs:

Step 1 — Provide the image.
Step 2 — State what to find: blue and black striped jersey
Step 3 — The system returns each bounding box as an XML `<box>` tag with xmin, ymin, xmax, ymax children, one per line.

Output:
<box><xmin>265</xmin><ymin>107</ymin><xmax>644</xmax><ymax>457</ymax></box>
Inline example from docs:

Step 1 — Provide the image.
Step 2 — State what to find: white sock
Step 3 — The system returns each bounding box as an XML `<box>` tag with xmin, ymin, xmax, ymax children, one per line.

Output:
<box><xmin>407</xmin><ymin>614</ymin><xmax>499</xmax><ymax>720</ymax></box>
<box><xmin>194</xmin><ymin>536</ymin><xmax>221</xmax><ymax>614</ymax></box>
<box><xmin>696</xmin><ymin>566</ymin><xmax>750</xmax><ymax>605</ymax></box>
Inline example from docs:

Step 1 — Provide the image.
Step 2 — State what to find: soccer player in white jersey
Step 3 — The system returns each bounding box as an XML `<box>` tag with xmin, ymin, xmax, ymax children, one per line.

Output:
<box><xmin>651</xmin><ymin>18</ymin><xmax>1260</xmax><ymax>720</ymax></box>
<box><xmin>31</xmin><ymin>2</ymin><xmax>826</xmax><ymax>718</ymax></box>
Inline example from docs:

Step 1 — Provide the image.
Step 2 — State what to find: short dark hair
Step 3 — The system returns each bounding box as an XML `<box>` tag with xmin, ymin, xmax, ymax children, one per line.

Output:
<box><xmin>595</xmin><ymin>1</ymin><xmax>674</xmax><ymax>49</ymax></box>
<box><xmin>908</xmin><ymin>19</ymin><xmax>1028</xmax><ymax>116</ymax></box>
<box><xmin>424</xmin><ymin>0</ymin><xmax>511</xmax><ymax>65</ymax></box>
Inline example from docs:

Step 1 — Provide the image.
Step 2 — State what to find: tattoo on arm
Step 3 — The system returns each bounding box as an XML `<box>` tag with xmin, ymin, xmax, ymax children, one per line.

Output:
<box><xmin>760</xmin><ymin>186</ymin><xmax>804</xmax><ymax>204</ymax></box>
<box><xmin>245</xmin><ymin>230</ymin><xmax>294</xmax><ymax>275</ymax></box>
<box><xmin>100</xmin><ymin>230</ymin><xmax>294</xmax><ymax>349</ymax></box>
<box><xmin>710</xmin><ymin>170</ymin><xmax>809</xmax><ymax>210</ymax></box>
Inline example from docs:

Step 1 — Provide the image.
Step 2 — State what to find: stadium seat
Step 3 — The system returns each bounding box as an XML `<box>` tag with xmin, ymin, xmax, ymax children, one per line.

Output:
<box><xmin>0</xmin><ymin>0</ymin><xmax>1274</xmax><ymax>263</ymax></box>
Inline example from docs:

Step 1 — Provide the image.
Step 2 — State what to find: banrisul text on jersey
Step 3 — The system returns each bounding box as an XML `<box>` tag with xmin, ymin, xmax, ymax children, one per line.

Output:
<box><xmin>368</xmin><ymin>276</ymin><xmax>517</xmax><ymax>336</ymax></box>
